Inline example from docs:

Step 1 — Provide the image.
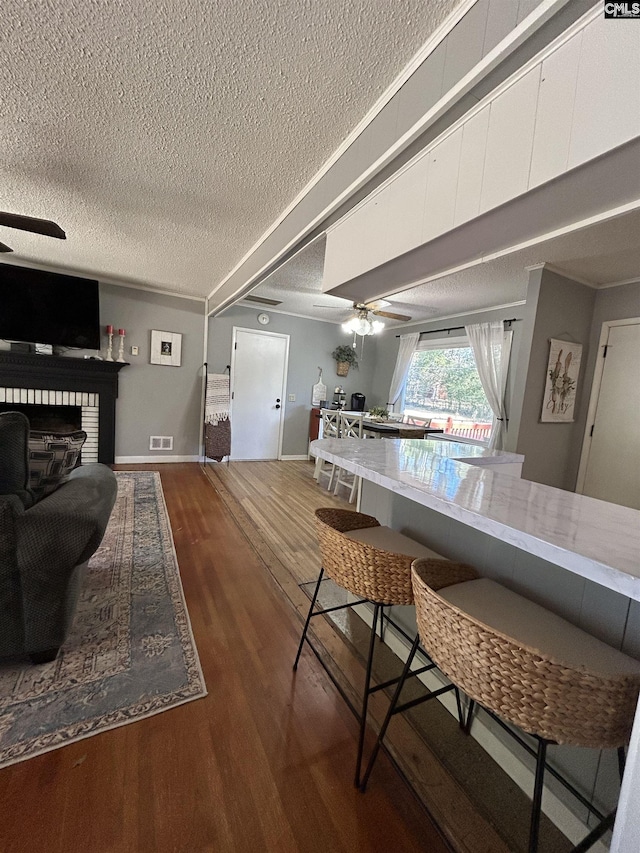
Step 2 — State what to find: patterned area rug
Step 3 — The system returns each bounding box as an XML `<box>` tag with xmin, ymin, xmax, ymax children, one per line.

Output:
<box><xmin>0</xmin><ymin>471</ymin><xmax>206</xmax><ymax>768</ymax></box>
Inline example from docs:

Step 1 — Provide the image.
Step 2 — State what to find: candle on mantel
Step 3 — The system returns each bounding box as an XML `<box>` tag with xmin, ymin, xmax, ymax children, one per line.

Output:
<box><xmin>106</xmin><ymin>324</ymin><xmax>113</xmax><ymax>334</ymax></box>
<box><xmin>118</xmin><ymin>328</ymin><xmax>125</xmax><ymax>336</ymax></box>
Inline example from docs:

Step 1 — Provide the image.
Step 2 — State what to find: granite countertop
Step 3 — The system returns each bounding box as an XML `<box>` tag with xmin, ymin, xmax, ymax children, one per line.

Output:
<box><xmin>310</xmin><ymin>437</ymin><xmax>640</xmax><ymax>600</ymax></box>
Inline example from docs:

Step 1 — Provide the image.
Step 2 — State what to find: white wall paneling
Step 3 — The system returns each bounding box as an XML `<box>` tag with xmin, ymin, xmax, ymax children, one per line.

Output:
<box><xmin>479</xmin><ymin>65</ymin><xmax>541</xmax><ymax>213</ymax></box>
<box><xmin>422</xmin><ymin>127</ymin><xmax>464</xmax><ymax>242</ymax></box>
<box><xmin>453</xmin><ymin>105</ymin><xmax>491</xmax><ymax>226</ymax></box>
<box><xmin>384</xmin><ymin>154</ymin><xmax>431</xmax><ymax>262</ymax></box>
<box><xmin>322</xmin><ymin>205</ymin><xmax>373</xmax><ymax>292</ymax></box>
<box><xmin>529</xmin><ymin>29</ymin><xmax>582</xmax><ymax>188</ymax></box>
<box><xmin>360</xmin><ymin>183</ymin><xmax>395</xmax><ymax>273</ymax></box>
<box><xmin>323</xmin><ymin>7</ymin><xmax>640</xmax><ymax>293</ymax></box>
<box><xmin>568</xmin><ymin>16</ymin><xmax>640</xmax><ymax>171</ymax></box>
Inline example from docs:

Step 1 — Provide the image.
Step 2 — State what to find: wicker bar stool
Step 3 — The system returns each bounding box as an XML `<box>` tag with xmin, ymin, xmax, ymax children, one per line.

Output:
<box><xmin>293</xmin><ymin>507</ymin><xmax>467</xmax><ymax>788</ymax></box>
<box><xmin>409</xmin><ymin>558</ymin><xmax>640</xmax><ymax>853</ymax></box>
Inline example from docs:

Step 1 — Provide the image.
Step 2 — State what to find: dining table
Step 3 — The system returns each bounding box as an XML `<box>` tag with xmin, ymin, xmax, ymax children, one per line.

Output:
<box><xmin>361</xmin><ymin>418</ymin><xmax>444</xmax><ymax>439</ymax></box>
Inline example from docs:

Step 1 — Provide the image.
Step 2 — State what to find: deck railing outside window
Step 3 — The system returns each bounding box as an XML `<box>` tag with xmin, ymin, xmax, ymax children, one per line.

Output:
<box><xmin>403</xmin><ymin>413</ymin><xmax>492</xmax><ymax>442</ymax></box>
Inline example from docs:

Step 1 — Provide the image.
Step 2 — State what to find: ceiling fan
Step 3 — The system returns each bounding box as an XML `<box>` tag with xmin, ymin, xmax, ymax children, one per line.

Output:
<box><xmin>313</xmin><ymin>300</ymin><xmax>412</xmax><ymax>337</ymax></box>
<box><xmin>313</xmin><ymin>300</ymin><xmax>412</xmax><ymax>323</ymax></box>
<box><xmin>352</xmin><ymin>301</ymin><xmax>412</xmax><ymax>322</ymax></box>
<box><xmin>346</xmin><ymin>303</ymin><xmax>412</xmax><ymax>338</ymax></box>
<box><xmin>0</xmin><ymin>211</ymin><xmax>66</xmax><ymax>253</ymax></box>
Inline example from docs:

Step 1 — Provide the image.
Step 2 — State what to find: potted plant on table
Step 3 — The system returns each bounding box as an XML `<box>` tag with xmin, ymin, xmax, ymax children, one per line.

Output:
<box><xmin>368</xmin><ymin>406</ymin><xmax>389</xmax><ymax>421</ymax></box>
<box><xmin>331</xmin><ymin>345</ymin><xmax>358</xmax><ymax>377</ymax></box>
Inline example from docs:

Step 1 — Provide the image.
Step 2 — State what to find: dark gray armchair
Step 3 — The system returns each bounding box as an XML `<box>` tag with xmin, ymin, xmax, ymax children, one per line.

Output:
<box><xmin>0</xmin><ymin>411</ymin><xmax>117</xmax><ymax>663</ymax></box>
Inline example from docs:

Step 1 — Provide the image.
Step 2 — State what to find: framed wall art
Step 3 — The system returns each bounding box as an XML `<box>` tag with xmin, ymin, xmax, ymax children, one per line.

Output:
<box><xmin>150</xmin><ymin>330</ymin><xmax>182</xmax><ymax>367</ymax></box>
<box><xmin>540</xmin><ymin>338</ymin><xmax>582</xmax><ymax>423</ymax></box>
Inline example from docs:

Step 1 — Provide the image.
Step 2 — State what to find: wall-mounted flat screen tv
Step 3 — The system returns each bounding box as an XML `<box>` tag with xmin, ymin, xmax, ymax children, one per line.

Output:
<box><xmin>0</xmin><ymin>262</ymin><xmax>100</xmax><ymax>350</ymax></box>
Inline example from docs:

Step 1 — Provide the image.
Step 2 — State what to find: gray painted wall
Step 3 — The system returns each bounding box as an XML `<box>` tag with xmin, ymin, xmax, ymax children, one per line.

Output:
<box><xmin>207</xmin><ymin>306</ymin><xmax>376</xmax><ymax>456</ymax></box>
<box><xmin>506</xmin><ymin>272</ymin><xmax>541</xmax><ymax>456</ymax></box>
<box><xmin>32</xmin><ymin>275</ymin><xmax>635</xmax><ymax>472</ymax></box>
<box><xmin>2</xmin><ymin>281</ymin><xmax>208</xmax><ymax>459</ymax></box>
<box><xmin>99</xmin><ymin>284</ymin><xmax>205</xmax><ymax>459</ymax></box>
<box><xmin>515</xmin><ymin>269</ymin><xmax>595</xmax><ymax>490</ymax></box>
<box><xmin>106</xmin><ymin>274</ymin><xmax>633</xmax><ymax>473</ymax></box>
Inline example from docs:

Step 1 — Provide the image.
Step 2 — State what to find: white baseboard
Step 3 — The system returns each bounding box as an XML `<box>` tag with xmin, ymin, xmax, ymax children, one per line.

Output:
<box><xmin>114</xmin><ymin>455</ymin><xmax>201</xmax><ymax>464</ymax></box>
<box><xmin>280</xmin><ymin>454</ymin><xmax>310</xmax><ymax>461</ymax></box>
<box><xmin>351</xmin><ymin>602</ymin><xmax>607</xmax><ymax>852</ymax></box>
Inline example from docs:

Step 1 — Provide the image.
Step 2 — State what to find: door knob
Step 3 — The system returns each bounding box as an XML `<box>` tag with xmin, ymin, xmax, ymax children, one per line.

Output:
<box><xmin>275</xmin><ymin>404</ymin><xmax>281</xmax><ymax>409</ymax></box>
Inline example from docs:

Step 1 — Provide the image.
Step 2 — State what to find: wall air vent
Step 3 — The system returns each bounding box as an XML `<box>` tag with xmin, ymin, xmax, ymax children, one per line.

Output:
<box><xmin>149</xmin><ymin>436</ymin><xmax>173</xmax><ymax>451</ymax></box>
<box><xmin>243</xmin><ymin>295</ymin><xmax>282</xmax><ymax>306</ymax></box>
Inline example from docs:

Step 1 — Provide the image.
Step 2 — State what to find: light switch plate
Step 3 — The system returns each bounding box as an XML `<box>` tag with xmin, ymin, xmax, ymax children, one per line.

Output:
<box><xmin>131</xmin><ymin>345</ymin><xmax>139</xmax><ymax>356</ymax></box>
<box><xmin>288</xmin><ymin>393</ymin><xmax>296</xmax><ymax>402</ymax></box>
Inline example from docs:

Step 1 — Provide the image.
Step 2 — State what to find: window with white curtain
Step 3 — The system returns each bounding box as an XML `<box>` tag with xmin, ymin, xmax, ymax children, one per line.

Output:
<box><xmin>402</xmin><ymin>336</ymin><xmax>494</xmax><ymax>444</ymax></box>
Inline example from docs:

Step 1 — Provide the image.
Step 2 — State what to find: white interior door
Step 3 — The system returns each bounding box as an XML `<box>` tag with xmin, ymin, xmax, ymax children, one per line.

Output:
<box><xmin>578</xmin><ymin>320</ymin><xmax>640</xmax><ymax>509</ymax></box>
<box><xmin>230</xmin><ymin>328</ymin><xmax>289</xmax><ymax>460</ymax></box>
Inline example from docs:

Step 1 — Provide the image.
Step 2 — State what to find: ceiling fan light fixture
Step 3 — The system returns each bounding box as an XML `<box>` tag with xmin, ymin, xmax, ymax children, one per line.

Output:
<box><xmin>356</xmin><ymin>316</ymin><xmax>370</xmax><ymax>335</ymax></box>
<box><xmin>342</xmin><ymin>313</ymin><xmax>384</xmax><ymax>337</ymax></box>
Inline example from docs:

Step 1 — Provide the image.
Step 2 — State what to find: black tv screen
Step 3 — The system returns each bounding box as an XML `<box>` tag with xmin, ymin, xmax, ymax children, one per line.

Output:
<box><xmin>0</xmin><ymin>262</ymin><xmax>100</xmax><ymax>350</ymax></box>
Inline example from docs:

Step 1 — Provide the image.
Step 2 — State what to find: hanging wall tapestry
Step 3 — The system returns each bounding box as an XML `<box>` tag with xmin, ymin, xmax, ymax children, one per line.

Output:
<box><xmin>541</xmin><ymin>338</ymin><xmax>583</xmax><ymax>423</ymax></box>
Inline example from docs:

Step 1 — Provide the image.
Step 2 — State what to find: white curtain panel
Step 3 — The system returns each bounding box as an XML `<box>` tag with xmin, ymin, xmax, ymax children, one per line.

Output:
<box><xmin>465</xmin><ymin>322</ymin><xmax>513</xmax><ymax>450</ymax></box>
<box><xmin>388</xmin><ymin>332</ymin><xmax>420</xmax><ymax>411</ymax></box>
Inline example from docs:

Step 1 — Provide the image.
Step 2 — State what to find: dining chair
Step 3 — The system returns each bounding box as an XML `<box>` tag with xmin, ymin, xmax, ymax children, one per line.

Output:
<box><xmin>332</xmin><ymin>411</ymin><xmax>365</xmax><ymax>503</ymax></box>
<box><xmin>402</xmin><ymin>415</ymin><xmax>432</xmax><ymax>427</ymax></box>
<box><xmin>315</xmin><ymin>408</ymin><xmax>341</xmax><ymax>490</ymax></box>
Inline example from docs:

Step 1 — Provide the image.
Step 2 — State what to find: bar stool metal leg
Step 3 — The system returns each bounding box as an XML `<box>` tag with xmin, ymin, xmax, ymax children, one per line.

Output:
<box><xmin>293</xmin><ymin>568</ymin><xmax>324</xmax><ymax>671</ymax></box>
<box><xmin>571</xmin><ymin>811</ymin><xmax>616</xmax><ymax>853</ymax></box>
<box><xmin>354</xmin><ymin>602</ymin><xmax>382</xmax><ymax>788</ymax></box>
<box><xmin>569</xmin><ymin>746</ymin><xmax>626</xmax><ymax>852</ymax></box>
<box><xmin>454</xmin><ymin>688</ymin><xmax>465</xmax><ymax>730</ymax></box>
<box><xmin>376</xmin><ymin>605</ymin><xmax>386</xmax><ymax>641</ymax></box>
<box><xmin>463</xmin><ymin>698</ymin><xmax>476</xmax><ymax>735</ymax></box>
<box><xmin>359</xmin><ymin>632</ymin><xmax>420</xmax><ymax>792</ymax></box>
<box><xmin>529</xmin><ymin>738</ymin><xmax>548</xmax><ymax>853</ymax></box>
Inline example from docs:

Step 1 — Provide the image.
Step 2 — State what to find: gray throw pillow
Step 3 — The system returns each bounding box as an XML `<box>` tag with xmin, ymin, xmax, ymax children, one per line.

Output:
<box><xmin>0</xmin><ymin>411</ymin><xmax>34</xmax><ymax>508</ymax></box>
<box><xmin>29</xmin><ymin>429</ymin><xmax>87</xmax><ymax>501</ymax></box>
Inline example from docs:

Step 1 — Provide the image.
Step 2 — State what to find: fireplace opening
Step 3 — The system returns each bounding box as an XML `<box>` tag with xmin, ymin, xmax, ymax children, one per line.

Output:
<box><xmin>0</xmin><ymin>404</ymin><xmax>83</xmax><ymax>433</ymax></box>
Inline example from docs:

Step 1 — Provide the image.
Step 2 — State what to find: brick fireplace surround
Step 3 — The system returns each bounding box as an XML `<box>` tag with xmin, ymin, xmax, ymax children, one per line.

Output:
<box><xmin>0</xmin><ymin>351</ymin><xmax>127</xmax><ymax>464</ymax></box>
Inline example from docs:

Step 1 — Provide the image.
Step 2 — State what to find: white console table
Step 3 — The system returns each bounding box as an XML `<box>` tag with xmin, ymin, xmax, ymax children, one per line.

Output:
<box><xmin>310</xmin><ymin>437</ymin><xmax>640</xmax><ymax>852</ymax></box>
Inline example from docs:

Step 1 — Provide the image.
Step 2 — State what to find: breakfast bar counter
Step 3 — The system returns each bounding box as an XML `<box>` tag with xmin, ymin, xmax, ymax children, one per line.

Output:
<box><xmin>310</xmin><ymin>437</ymin><xmax>640</xmax><ymax>852</ymax></box>
<box><xmin>310</xmin><ymin>437</ymin><xmax>639</xmax><ymax>595</ymax></box>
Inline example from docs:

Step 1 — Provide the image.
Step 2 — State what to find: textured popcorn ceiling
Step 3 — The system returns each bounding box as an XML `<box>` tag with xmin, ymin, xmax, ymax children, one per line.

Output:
<box><xmin>0</xmin><ymin>0</ymin><xmax>456</xmax><ymax>298</ymax></box>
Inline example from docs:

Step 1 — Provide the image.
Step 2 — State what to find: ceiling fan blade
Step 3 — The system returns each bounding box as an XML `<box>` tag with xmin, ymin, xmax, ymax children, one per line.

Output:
<box><xmin>0</xmin><ymin>212</ymin><xmax>66</xmax><ymax>239</ymax></box>
<box><xmin>0</xmin><ymin>241</ymin><xmax>13</xmax><ymax>253</ymax></box>
<box><xmin>373</xmin><ymin>309</ymin><xmax>412</xmax><ymax>322</ymax></box>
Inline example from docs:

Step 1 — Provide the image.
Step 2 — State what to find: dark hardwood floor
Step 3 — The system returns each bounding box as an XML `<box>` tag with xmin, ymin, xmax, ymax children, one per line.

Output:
<box><xmin>0</xmin><ymin>463</ymin><xmax>451</xmax><ymax>853</ymax></box>
<box><xmin>202</xmin><ymin>460</ymin><xmax>572</xmax><ymax>853</ymax></box>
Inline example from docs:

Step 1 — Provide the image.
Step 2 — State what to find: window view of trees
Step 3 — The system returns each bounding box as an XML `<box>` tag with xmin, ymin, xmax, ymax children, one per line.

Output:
<box><xmin>404</xmin><ymin>347</ymin><xmax>493</xmax><ymax>423</ymax></box>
